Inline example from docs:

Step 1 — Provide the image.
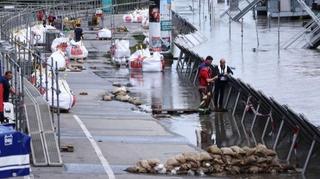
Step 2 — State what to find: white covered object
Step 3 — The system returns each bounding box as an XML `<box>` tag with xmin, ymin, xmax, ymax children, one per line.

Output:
<box><xmin>129</xmin><ymin>49</ymin><xmax>163</xmax><ymax>72</ymax></box>
<box><xmin>47</xmin><ymin>79</ymin><xmax>75</xmax><ymax>111</ymax></box>
<box><xmin>48</xmin><ymin>50</ymin><xmax>66</xmax><ymax>70</ymax></box>
<box><xmin>143</xmin><ymin>37</ymin><xmax>149</xmax><ymax>45</ymax></box>
<box><xmin>114</xmin><ymin>40</ymin><xmax>130</xmax><ymax>58</ymax></box>
<box><xmin>123</xmin><ymin>14</ymin><xmax>133</xmax><ymax>23</ymax></box>
<box><xmin>13</xmin><ymin>27</ymin><xmax>31</xmax><ymax>44</ymax></box>
<box><xmin>142</xmin><ymin>52</ymin><xmax>163</xmax><ymax>72</ymax></box>
<box><xmin>51</xmin><ymin>37</ymin><xmax>69</xmax><ymax>52</ymax></box>
<box><xmin>141</xmin><ymin>17</ymin><xmax>149</xmax><ymax>29</ymax></box>
<box><xmin>31</xmin><ymin>70</ymin><xmax>75</xmax><ymax>111</ymax></box>
<box><xmin>66</xmin><ymin>40</ymin><xmax>88</xmax><ymax>59</ymax></box>
<box><xmin>132</xmin><ymin>15</ymin><xmax>143</xmax><ymax>23</ymax></box>
<box><xmin>97</xmin><ymin>28</ymin><xmax>112</xmax><ymax>39</ymax></box>
<box><xmin>31</xmin><ymin>24</ymin><xmax>56</xmax><ymax>44</ymax></box>
<box><xmin>4</xmin><ymin>102</ymin><xmax>15</xmax><ymax>123</ymax></box>
<box><xmin>123</xmin><ymin>9</ymin><xmax>148</xmax><ymax>23</ymax></box>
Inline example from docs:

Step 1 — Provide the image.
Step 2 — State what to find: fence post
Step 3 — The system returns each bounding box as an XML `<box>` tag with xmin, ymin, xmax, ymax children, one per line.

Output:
<box><xmin>51</xmin><ymin>57</ymin><xmax>55</xmax><ymax>125</ymax></box>
<box><xmin>55</xmin><ymin>61</ymin><xmax>60</xmax><ymax>149</ymax></box>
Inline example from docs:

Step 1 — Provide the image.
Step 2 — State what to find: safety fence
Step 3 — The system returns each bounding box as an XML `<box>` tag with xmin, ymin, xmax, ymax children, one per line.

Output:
<box><xmin>174</xmin><ymin>42</ymin><xmax>320</xmax><ymax>174</ymax></box>
<box><xmin>0</xmin><ymin>0</ymin><xmax>103</xmax><ymax>166</ymax></box>
<box><xmin>110</xmin><ymin>0</ymin><xmax>149</xmax><ymax>14</ymax></box>
<box><xmin>172</xmin><ymin>10</ymin><xmax>197</xmax><ymax>36</ymax></box>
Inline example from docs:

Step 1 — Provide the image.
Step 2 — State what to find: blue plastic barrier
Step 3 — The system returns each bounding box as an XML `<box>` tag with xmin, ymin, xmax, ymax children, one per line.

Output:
<box><xmin>0</xmin><ymin>125</ymin><xmax>31</xmax><ymax>178</ymax></box>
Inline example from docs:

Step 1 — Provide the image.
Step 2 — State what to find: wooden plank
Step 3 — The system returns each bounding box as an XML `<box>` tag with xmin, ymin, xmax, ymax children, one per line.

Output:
<box><xmin>152</xmin><ymin>108</ymin><xmax>199</xmax><ymax>114</ymax></box>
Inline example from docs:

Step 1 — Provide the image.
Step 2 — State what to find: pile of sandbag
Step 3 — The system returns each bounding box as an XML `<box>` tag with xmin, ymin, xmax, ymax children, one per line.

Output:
<box><xmin>102</xmin><ymin>86</ymin><xmax>143</xmax><ymax>105</ymax></box>
<box><xmin>129</xmin><ymin>48</ymin><xmax>164</xmax><ymax>72</ymax></box>
<box><xmin>126</xmin><ymin>144</ymin><xmax>296</xmax><ymax>176</ymax></box>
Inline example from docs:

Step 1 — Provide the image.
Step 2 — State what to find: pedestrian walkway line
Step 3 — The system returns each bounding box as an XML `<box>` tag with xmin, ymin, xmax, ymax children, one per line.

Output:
<box><xmin>73</xmin><ymin>115</ymin><xmax>115</xmax><ymax>179</ymax></box>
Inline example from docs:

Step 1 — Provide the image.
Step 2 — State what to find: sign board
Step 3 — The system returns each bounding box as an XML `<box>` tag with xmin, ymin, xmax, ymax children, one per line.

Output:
<box><xmin>161</xmin><ymin>20</ymin><xmax>172</xmax><ymax>31</ymax></box>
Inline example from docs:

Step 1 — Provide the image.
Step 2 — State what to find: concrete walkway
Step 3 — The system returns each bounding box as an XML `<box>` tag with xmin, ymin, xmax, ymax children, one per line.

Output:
<box><xmin>25</xmin><ymin>38</ymin><xmax>200</xmax><ymax>179</ymax></box>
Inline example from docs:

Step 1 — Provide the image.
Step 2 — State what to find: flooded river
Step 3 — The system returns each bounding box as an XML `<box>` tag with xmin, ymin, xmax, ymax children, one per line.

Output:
<box><xmin>173</xmin><ymin>0</ymin><xmax>320</xmax><ymax>127</ymax></box>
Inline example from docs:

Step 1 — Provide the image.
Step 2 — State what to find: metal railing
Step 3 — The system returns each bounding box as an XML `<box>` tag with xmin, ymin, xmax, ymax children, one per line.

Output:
<box><xmin>174</xmin><ymin>42</ymin><xmax>320</xmax><ymax>174</ymax></box>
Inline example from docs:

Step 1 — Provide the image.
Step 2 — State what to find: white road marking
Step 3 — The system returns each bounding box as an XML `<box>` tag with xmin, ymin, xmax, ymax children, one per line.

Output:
<box><xmin>73</xmin><ymin>115</ymin><xmax>115</xmax><ymax>179</ymax></box>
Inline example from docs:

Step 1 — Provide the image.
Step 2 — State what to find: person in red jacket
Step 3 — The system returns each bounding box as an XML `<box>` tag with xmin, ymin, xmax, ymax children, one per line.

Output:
<box><xmin>198</xmin><ymin>56</ymin><xmax>217</xmax><ymax>110</ymax></box>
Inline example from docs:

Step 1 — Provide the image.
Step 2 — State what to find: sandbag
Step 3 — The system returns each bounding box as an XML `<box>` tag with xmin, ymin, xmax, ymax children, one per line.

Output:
<box><xmin>47</xmin><ymin>79</ymin><xmax>75</xmax><ymax>111</ymax></box>
<box><xmin>142</xmin><ymin>52</ymin><xmax>163</xmax><ymax>72</ymax></box>
<box><xmin>132</xmin><ymin>15</ymin><xmax>143</xmax><ymax>23</ymax></box>
<box><xmin>123</xmin><ymin>14</ymin><xmax>133</xmax><ymax>23</ymax></box>
<box><xmin>4</xmin><ymin>102</ymin><xmax>15</xmax><ymax>123</ymax></box>
<box><xmin>48</xmin><ymin>50</ymin><xmax>67</xmax><ymax>70</ymax></box>
<box><xmin>66</xmin><ymin>40</ymin><xmax>88</xmax><ymax>59</ymax></box>
<box><xmin>51</xmin><ymin>37</ymin><xmax>69</xmax><ymax>52</ymax></box>
<box><xmin>114</xmin><ymin>40</ymin><xmax>130</xmax><ymax>58</ymax></box>
<box><xmin>141</xmin><ymin>17</ymin><xmax>149</xmax><ymax>29</ymax></box>
<box><xmin>31</xmin><ymin>24</ymin><xmax>56</xmax><ymax>44</ymax></box>
<box><xmin>13</xmin><ymin>27</ymin><xmax>32</xmax><ymax>44</ymax></box>
<box><xmin>97</xmin><ymin>28</ymin><xmax>112</xmax><ymax>39</ymax></box>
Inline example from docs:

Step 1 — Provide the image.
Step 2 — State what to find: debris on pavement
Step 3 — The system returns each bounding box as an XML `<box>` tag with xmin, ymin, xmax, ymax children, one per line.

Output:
<box><xmin>102</xmin><ymin>86</ymin><xmax>143</xmax><ymax>105</ymax></box>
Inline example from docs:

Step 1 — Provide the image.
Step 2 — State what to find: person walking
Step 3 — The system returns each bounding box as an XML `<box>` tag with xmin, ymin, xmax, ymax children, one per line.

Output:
<box><xmin>198</xmin><ymin>56</ymin><xmax>217</xmax><ymax>112</ymax></box>
<box><xmin>213</xmin><ymin>58</ymin><xmax>233</xmax><ymax>111</ymax></box>
<box><xmin>74</xmin><ymin>23</ymin><xmax>83</xmax><ymax>42</ymax></box>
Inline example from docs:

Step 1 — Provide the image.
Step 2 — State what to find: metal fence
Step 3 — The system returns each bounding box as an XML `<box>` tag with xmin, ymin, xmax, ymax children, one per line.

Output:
<box><xmin>110</xmin><ymin>0</ymin><xmax>149</xmax><ymax>14</ymax></box>
<box><xmin>0</xmin><ymin>0</ymin><xmax>100</xmax><ymax>130</ymax></box>
<box><xmin>172</xmin><ymin>10</ymin><xmax>197</xmax><ymax>36</ymax></box>
<box><xmin>174</xmin><ymin>42</ymin><xmax>320</xmax><ymax>174</ymax></box>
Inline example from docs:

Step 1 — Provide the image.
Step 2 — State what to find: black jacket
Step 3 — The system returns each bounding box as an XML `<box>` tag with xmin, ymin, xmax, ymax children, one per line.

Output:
<box><xmin>214</xmin><ymin>65</ymin><xmax>233</xmax><ymax>83</ymax></box>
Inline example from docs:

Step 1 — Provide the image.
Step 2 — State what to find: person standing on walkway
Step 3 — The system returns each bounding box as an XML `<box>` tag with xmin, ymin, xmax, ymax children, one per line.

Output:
<box><xmin>214</xmin><ymin>58</ymin><xmax>233</xmax><ymax>111</ymax></box>
<box><xmin>198</xmin><ymin>56</ymin><xmax>217</xmax><ymax>110</ymax></box>
<box><xmin>0</xmin><ymin>71</ymin><xmax>14</xmax><ymax>123</ymax></box>
<box><xmin>74</xmin><ymin>23</ymin><xmax>83</xmax><ymax>42</ymax></box>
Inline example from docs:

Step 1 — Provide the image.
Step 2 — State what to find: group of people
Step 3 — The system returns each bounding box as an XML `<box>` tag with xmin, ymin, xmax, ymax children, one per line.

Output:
<box><xmin>198</xmin><ymin>56</ymin><xmax>233</xmax><ymax>112</ymax></box>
